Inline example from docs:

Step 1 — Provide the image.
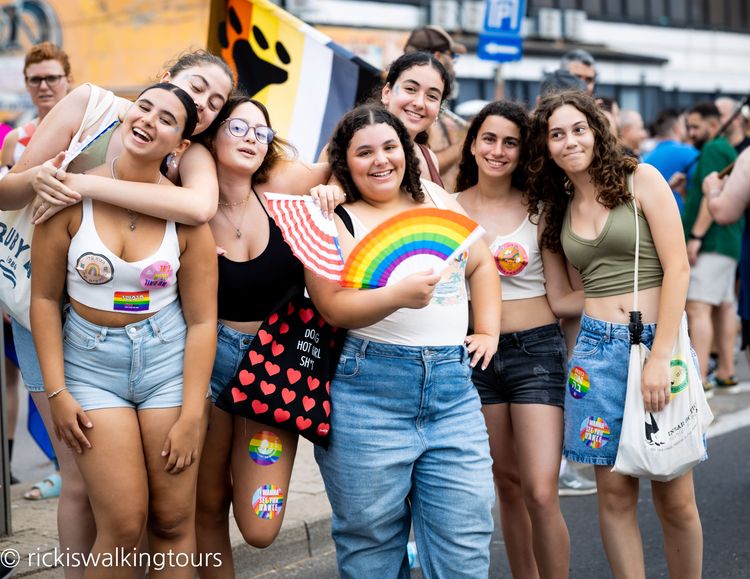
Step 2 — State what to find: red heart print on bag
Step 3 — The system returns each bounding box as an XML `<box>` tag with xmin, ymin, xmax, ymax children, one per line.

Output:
<box><xmin>287</xmin><ymin>368</ymin><xmax>302</xmax><ymax>384</ymax></box>
<box><xmin>232</xmin><ymin>387</ymin><xmax>248</xmax><ymax>403</ymax></box>
<box><xmin>239</xmin><ymin>370</ymin><xmax>255</xmax><ymax>386</ymax></box>
<box><xmin>248</xmin><ymin>351</ymin><xmax>264</xmax><ymax>366</ymax></box>
<box><xmin>317</xmin><ymin>315</ymin><xmax>326</xmax><ymax>328</ymax></box>
<box><xmin>280</xmin><ymin>323</ymin><xmax>289</xmax><ymax>334</ymax></box>
<box><xmin>296</xmin><ymin>416</ymin><xmax>312</xmax><ymax>430</ymax></box>
<box><xmin>287</xmin><ymin>302</ymin><xmax>295</xmax><ymax>315</ymax></box>
<box><xmin>274</xmin><ymin>408</ymin><xmax>290</xmax><ymax>422</ymax></box>
<box><xmin>271</xmin><ymin>341</ymin><xmax>285</xmax><ymax>357</ymax></box>
<box><xmin>251</xmin><ymin>400</ymin><xmax>268</xmax><ymax>414</ymax></box>
<box><xmin>326</xmin><ymin>381</ymin><xmax>331</xmax><ymax>394</ymax></box>
<box><xmin>323</xmin><ymin>400</ymin><xmax>330</xmax><ymax>417</ymax></box>
<box><xmin>317</xmin><ymin>423</ymin><xmax>330</xmax><ymax>437</ymax></box>
<box><xmin>307</xmin><ymin>376</ymin><xmax>320</xmax><ymax>391</ymax></box>
<box><xmin>260</xmin><ymin>380</ymin><xmax>276</xmax><ymax>396</ymax></box>
<box><xmin>302</xmin><ymin>396</ymin><xmax>315</xmax><ymax>412</ymax></box>
<box><xmin>281</xmin><ymin>388</ymin><xmax>296</xmax><ymax>405</ymax></box>
<box><xmin>265</xmin><ymin>361</ymin><xmax>281</xmax><ymax>376</ymax></box>
<box><xmin>268</xmin><ymin>313</ymin><xmax>279</xmax><ymax>325</ymax></box>
<box><xmin>258</xmin><ymin>330</ymin><xmax>273</xmax><ymax>345</ymax></box>
<box><xmin>299</xmin><ymin>308</ymin><xmax>314</xmax><ymax>324</ymax></box>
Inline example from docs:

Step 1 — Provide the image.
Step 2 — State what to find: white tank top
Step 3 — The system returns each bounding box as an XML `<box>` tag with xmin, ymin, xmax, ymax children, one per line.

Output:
<box><xmin>346</xmin><ymin>180</ymin><xmax>469</xmax><ymax>346</ymax></box>
<box><xmin>67</xmin><ymin>199</ymin><xmax>181</xmax><ymax>313</ymax></box>
<box><xmin>488</xmin><ymin>215</ymin><xmax>546</xmax><ymax>301</ymax></box>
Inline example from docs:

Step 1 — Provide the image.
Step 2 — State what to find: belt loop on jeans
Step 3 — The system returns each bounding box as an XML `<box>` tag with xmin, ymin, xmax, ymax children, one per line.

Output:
<box><xmin>147</xmin><ymin>315</ymin><xmax>163</xmax><ymax>340</ymax></box>
<box><xmin>358</xmin><ymin>338</ymin><xmax>368</xmax><ymax>358</ymax></box>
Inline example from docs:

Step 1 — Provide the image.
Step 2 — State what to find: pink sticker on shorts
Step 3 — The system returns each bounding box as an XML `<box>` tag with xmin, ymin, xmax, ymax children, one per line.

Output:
<box><xmin>140</xmin><ymin>261</ymin><xmax>174</xmax><ymax>289</ymax></box>
<box><xmin>580</xmin><ymin>416</ymin><xmax>610</xmax><ymax>449</ymax></box>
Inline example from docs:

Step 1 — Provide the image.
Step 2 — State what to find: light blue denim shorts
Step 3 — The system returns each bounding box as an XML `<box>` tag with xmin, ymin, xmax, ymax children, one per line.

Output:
<box><xmin>11</xmin><ymin>317</ymin><xmax>45</xmax><ymax>392</ymax></box>
<box><xmin>208</xmin><ymin>322</ymin><xmax>255</xmax><ymax>403</ymax></box>
<box><xmin>64</xmin><ymin>300</ymin><xmax>186</xmax><ymax>411</ymax></box>
<box><xmin>564</xmin><ymin>313</ymin><xmax>657</xmax><ymax>466</ymax></box>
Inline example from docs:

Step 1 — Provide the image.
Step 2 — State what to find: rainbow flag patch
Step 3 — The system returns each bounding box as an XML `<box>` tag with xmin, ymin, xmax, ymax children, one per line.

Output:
<box><xmin>114</xmin><ymin>291</ymin><xmax>150</xmax><ymax>312</ymax></box>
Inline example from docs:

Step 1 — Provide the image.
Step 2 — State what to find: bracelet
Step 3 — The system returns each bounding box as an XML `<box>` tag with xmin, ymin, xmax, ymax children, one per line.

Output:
<box><xmin>47</xmin><ymin>386</ymin><xmax>68</xmax><ymax>400</ymax></box>
<box><xmin>689</xmin><ymin>232</ymin><xmax>704</xmax><ymax>241</ymax></box>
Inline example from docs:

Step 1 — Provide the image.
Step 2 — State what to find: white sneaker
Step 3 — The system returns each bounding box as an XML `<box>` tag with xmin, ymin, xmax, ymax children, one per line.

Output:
<box><xmin>558</xmin><ymin>462</ymin><xmax>597</xmax><ymax>496</ymax></box>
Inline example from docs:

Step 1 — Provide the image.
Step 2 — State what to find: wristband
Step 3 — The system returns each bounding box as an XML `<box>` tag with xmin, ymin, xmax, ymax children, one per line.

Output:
<box><xmin>689</xmin><ymin>232</ymin><xmax>704</xmax><ymax>241</ymax></box>
<box><xmin>47</xmin><ymin>386</ymin><xmax>68</xmax><ymax>399</ymax></box>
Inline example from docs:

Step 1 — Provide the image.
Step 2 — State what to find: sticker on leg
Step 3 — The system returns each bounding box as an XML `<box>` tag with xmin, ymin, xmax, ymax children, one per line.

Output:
<box><xmin>249</xmin><ymin>431</ymin><xmax>282</xmax><ymax>466</ymax></box>
<box><xmin>579</xmin><ymin>416</ymin><xmax>610</xmax><ymax>449</ymax></box>
<box><xmin>568</xmin><ymin>366</ymin><xmax>590</xmax><ymax>399</ymax></box>
<box><xmin>252</xmin><ymin>484</ymin><xmax>284</xmax><ymax>520</ymax></box>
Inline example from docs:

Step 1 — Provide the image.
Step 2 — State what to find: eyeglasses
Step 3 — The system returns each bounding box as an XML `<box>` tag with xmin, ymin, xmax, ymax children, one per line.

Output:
<box><xmin>25</xmin><ymin>75</ymin><xmax>66</xmax><ymax>87</ymax></box>
<box><xmin>221</xmin><ymin>118</ymin><xmax>275</xmax><ymax>145</ymax></box>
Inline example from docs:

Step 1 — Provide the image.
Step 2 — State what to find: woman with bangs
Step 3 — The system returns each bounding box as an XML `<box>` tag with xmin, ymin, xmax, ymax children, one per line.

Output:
<box><xmin>196</xmin><ymin>94</ymin><xmax>340</xmax><ymax>579</ymax></box>
<box><xmin>527</xmin><ymin>90</ymin><xmax>702</xmax><ymax>578</ymax></box>
<box><xmin>456</xmin><ymin>100</ymin><xmax>578</xmax><ymax>578</ymax></box>
<box><xmin>30</xmin><ymin>83</ymin><xmax>217</xmax><ymax>579</ymax></box>
<box><xmin>0</xmin><ymin>50</ymin><xmax>234</xmax><ymax>577</ymax></box>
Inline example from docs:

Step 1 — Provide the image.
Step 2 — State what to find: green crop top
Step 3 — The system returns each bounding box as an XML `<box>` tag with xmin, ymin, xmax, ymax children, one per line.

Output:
<box><xmin>561</xmin><ymin>174</ymin><xmax>663</xmax><ymax>297</ymax></box>
<box><xmin>66</xmin><ymin>121</ymin><xmax>118</xmax><ymax>174</ymax></box>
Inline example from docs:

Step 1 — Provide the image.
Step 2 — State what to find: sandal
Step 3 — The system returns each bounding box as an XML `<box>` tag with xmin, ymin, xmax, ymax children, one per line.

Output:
<box><xmin>23</xmin><ymin>473</ymin><xmax>62</xmax><ymax>500</ymax></box>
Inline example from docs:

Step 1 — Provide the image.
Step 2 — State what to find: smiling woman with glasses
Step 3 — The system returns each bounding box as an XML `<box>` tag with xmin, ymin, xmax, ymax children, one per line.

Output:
<box><xmin>1</xmin><ymin>42</ymin><xmax>72</xmax><ymax>167</ymax></box>
<box><xmin>220</xmin><ymin>117</ymin><xmax>276</xmax><ymax>145</ymax></box>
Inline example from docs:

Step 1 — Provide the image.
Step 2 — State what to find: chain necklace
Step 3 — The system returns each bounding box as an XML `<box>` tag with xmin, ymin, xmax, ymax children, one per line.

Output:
<box><xmin>218</xmin><ymin>190</ymin><xmax>252</xmax><ymax>238</ymax></box>
<box><xmin>110</xmin><ymin>156</ymin><xmax>163</xmax><ymax>231</ymax></box>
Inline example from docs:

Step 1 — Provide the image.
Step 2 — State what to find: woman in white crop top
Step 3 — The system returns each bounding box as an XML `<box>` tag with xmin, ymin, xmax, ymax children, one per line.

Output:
<box><xmin>455</xmin><ymin>101</ymin><xmax>582</xmax><ymax>579</ymax></box>
<box><xmin>305</xmin><ymin>105</ymin><xmax>501</xmax><ymax>578</ymax></box>
<box><xmin>30</xmin><ymin>84</ymin><xmax>217</xmax><ymax>578</ymax></box>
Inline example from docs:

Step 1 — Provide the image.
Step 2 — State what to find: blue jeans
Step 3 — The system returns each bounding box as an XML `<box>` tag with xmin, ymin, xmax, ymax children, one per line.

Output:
<box><xmin>208</xmin><ymin>322</ymin><xmax>254</xmax><ymax>402</ymax></box>
<box><xmin>314</xmin><ymin>336</ymin><xmax>495</xmax><ymax>579</ymax></box>
<box><xmin>11</xmin><ymin>317</ymin><xmax>44</xmax><ymax>391</ymax></box>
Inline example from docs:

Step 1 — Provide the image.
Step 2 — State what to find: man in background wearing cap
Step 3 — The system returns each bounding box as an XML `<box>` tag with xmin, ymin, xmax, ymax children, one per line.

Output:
<box><xmin>404</xmin><ymin>25</ymin><xmax>467</xmax><ymax>191</ymax></box>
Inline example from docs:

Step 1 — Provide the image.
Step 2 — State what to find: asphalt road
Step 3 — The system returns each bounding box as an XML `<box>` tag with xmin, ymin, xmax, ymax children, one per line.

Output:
<box><xmin>255</xmin><ymin>423</ymin><xmax>750</xmax><ymax>579</ymax></box>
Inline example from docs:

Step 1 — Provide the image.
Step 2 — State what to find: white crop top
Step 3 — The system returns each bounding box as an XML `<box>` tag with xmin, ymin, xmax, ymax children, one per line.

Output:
<box><xmin>67</xmin><ymin>199</ymin><xmax>181</xmax><ymax>313</ymax></box>
<box><xmin>488</xmin><ymin>215</ymin><xmax>546</xmax><ymax>301</ymax></box>
<box><xmin>346</xmin><ymin>180</ymin><xmax>469</xmax><ymax>346</ymax></box>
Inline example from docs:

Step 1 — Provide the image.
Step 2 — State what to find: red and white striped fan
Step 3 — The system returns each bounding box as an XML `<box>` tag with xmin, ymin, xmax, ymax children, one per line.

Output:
<box><xmin>264</xmin><ymin>193</ymin><xmax>344</xmax><ymax>281</ymax></box>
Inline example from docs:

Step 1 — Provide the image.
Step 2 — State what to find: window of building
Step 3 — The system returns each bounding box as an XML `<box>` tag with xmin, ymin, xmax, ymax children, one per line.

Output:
<box><xmin>603</xmin><ymin>0</ymin><xmax>622</xmax><ymax>19</ymax></box>
<box><xmin>582</xmin><ymin>0</ymin><xmax>603</xmax><ymax>17</ymax></box>
<box><xmin>625</xmin><ymin>0</ymin><xmax>647</xmax><ymax>21</ymax></box>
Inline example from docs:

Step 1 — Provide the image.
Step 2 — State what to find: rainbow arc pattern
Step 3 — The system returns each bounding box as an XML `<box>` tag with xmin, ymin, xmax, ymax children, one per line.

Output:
<box><xmin>341</xmin><ymin>208</ymin><xmax>481</xmax><ymax>289</ymax></box>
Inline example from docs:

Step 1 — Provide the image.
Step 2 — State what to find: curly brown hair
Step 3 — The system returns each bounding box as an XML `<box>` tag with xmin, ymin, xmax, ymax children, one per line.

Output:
<box><xmin>527</xmin><ymin>90</ymin><xmax>638</xmax><ymax>252</ymax></box>
<box><xmin>328</xmin><ymin>104</ymin><xmax>423</xmax><ymax>203</ymax></box>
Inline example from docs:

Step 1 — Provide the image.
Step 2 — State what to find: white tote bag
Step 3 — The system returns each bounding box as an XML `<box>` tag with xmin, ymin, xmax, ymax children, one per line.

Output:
<box><xmin>0</xmin><ymin>84</ymin><xmax>117</xmax><ymax>330</ymax></box>
<box><xmin>612</xmin><ymin>175</ymin><xmax>713</xmax><ymax>482</ymax></box>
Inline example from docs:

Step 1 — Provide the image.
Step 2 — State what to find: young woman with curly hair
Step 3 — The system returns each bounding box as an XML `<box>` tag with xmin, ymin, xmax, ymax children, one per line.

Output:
<box><xmin>455</xmin><ymin>100</ymin><xmax>580</xmax><ymax>578</ymax></box>
<box><xmin>527</xmin><ymin>91</ymin><xmax>702</xmax><ymax>578</ymax></box>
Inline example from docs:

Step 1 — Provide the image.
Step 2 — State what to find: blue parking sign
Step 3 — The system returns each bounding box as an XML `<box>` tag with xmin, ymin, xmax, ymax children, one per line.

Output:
<box><xmin>479</xmin><ymin>0</ymin><xmax>526</xmax><ymax>63</ymax></box>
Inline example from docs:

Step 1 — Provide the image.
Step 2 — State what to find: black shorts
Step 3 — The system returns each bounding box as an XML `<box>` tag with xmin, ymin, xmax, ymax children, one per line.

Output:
<box><xmin>471</xmin><ymin>322</ymin><xmax>566</xmax><ymax>407</ymax></box>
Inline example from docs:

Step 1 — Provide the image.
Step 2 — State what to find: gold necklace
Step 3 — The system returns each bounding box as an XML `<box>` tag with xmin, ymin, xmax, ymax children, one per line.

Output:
<box><xmin>110</xmin><ymin>156</ymin><xmax>163</xmax><ymax>231</ymax></box>
<box><xmin>218</xmin><ymin>190</ymin><xmax>252</xmax><ymax>207</ymax></box>
<box><xmin>219</xmin><ymin>202</ymin><xmax>249</xmax><ymax>238</ymax></box>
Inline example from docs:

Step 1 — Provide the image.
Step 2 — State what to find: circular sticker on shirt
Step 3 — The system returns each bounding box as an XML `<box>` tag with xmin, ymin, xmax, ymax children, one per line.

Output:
<box><xmin>579</xmin><ymin>416</ymin><xmax>611</xmax><ymax>449</ymax></box>
<box><xmin>670</xmin><ymin>358</ymin><xmax>689</xmax><ymax>396</ymax></box>
<box><xmin>75</xmin><ymin>252</ymin><xmax>114</xmax><ymax>285</ymax></box>
<box><xmin>494</xmin><ymin>242</ymin><xmax>528</xmax><ymax>277</ymax></box>
<box><xmin>252</xmin><ymin>484</ymin><xmax>284</xmax><ymax>519</ymax></box>
<box><xmin>140</xmin><ymin>260</ymin><xmax>174</xmax><ymax>289</ymax></box>
<box><xmin>248</xmin><ymin>431</ymin><xmax>282</xmax><ymax>466</ymax></box>
<box><xmin>568</xmin><ymin>366</ymin><xmax>590</xmax><ymax>399</ymax></box>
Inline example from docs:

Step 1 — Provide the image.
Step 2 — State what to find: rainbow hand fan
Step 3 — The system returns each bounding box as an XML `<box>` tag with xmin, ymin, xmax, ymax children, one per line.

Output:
<box><xmin>340</xmin><ymin>208</ymin><xmax>484</xmax><ymax>289</ymax></box>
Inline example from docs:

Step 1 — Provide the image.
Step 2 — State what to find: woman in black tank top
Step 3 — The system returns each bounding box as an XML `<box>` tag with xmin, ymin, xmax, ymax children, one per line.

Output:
<box><xmin>195</xmin><ymin>95</ymin><xmax>342</xmax><ymax>574</ymax></box>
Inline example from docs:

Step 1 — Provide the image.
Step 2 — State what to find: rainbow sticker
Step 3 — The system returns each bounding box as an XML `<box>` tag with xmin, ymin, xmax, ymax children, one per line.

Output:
<box><xmin>75</xmin><ymin>252</ymin><xmax>114</xmax><ymax>285</ymax></box>
<box><xmin>494</xmin><ymin>242</ymin><xmax>528</xmax><ymax>277</ymax></box>
<box><xmin>249</xmin><ymin>431</ymin><xmax>283</xmax><ymax>466</ymax></box>
<box><xmin>670</xmin><ymin>358</ymin><xmax>688</xmax><ymax>397</ymax></box>
<box><xmin>568</xmin><ymin>366</ymin><xmax>590</xmax><ymax>399</ymax></box>
<box><xmin>252</xmin><ymin>484</ymin><xmax>284</xmax><ymax>520</ymax></box>
<box><xmin>113</xmin><ymin>291</ymin><xmax>149</xmax><ymax>312</ymax></box>
<box><xmin>580</xmin><ymin>416</ymin><xmax>611</xmax><ymax>449</ymax></box>
<box><xmin>340</xmin><ymin>208</ymin><xmax>483</xmax><ymax>289</ymax></box>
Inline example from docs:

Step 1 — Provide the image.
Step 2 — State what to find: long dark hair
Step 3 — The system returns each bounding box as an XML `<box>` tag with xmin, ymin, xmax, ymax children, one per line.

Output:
<box><xmin>136</xmin><ymin>83</ymin><xmax>198</xmax><ymax>139</ymax></box>
<box><xmin>382</xmin><ymin>52</ymin><xmax>451</xmax><ymax>145</ymax></box>
<box><xmin>527</xmin><ymin>90</ymin><xmax>638</xmax><ymax>252</ymax></box>
<box><xmin>201</xmin><ymin>94</ymin><xmax>296</xmax><ymax>185</ymax></box>
<box><xmin>328</xmin><ymin>104</ymin><xmax>423</xmax><ymax>203</ymax></box>
<box><xmin>455</xmin><ymin>100</ymin><xmax>529</xmax><ymax>193</ymax></box>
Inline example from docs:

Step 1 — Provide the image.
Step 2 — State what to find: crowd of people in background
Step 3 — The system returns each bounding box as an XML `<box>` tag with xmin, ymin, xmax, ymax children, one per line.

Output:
<box><xmin>0</xmin><ymin>23</ymin><xmax>746</xmax><ymax>579</ymax></box>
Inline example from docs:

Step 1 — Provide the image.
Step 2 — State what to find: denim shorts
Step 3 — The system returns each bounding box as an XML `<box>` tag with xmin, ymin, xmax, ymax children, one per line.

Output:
<box><xmin>64</xmin><ymin>300</ymin><xmax>187</xmax><ymax>411</ymax></box>
<box><xmin>208</xmin><ymin>323</ymin><xmax>255</xmax><ymax>402</ymax></box>
<box><xmin>472</xmin><ymin>322</ymin><xmax>566</xmax><ymax>407</ymax></box>
<box><xmin>564</xmin><ymin>313</ymin><xmax>656</xmax><ymax>466</ymax></box>
<box><xmin>315</xmin><ymin>336</ymin><xmax>495</xmax><ymax>579</ymax></box>
<box><xmin>11</xmin><ymin>317</ymin><xmax>44</xmax><ymax>392</ymax></box>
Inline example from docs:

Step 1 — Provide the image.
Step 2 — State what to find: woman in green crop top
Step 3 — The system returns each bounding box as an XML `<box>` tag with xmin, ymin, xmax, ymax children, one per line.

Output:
<box><xmin>527</xmin><ymin>91</ymin><xmax>702</xmax><ymax>579</ymax></box>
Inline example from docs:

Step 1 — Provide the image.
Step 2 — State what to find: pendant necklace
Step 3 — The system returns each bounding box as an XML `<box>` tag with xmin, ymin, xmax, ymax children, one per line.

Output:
<box><xmin>110</xmin><ymin>156</ymin><xmax>163</xmax><ymax>231</ymax></box>
<box><xmin>218</xmin><ymin>190</ymin><xmax>252</xmax><ymax>238</ymax></box>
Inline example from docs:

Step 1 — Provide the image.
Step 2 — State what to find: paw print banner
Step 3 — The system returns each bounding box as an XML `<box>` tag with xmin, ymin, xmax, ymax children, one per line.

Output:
<box><xmin>217</xmin><ymin>0</ymin><xmax>381</xmax><ymax>162</ymax></box>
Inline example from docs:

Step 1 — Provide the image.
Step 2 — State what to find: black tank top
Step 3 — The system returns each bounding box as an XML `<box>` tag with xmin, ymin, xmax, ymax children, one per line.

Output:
<box><xmin>217</xmin><ymin>189</ymin><xmax>304</xmax><ymax>321</ymax></box>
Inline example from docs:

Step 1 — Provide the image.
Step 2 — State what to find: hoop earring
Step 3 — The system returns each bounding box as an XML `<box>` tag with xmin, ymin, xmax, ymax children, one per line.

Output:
<box><xmin>169</xmin><ymin>153</ymin><xmax>179</xmax><ymax>170</ymax></box>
